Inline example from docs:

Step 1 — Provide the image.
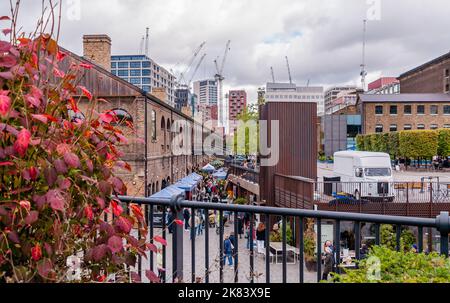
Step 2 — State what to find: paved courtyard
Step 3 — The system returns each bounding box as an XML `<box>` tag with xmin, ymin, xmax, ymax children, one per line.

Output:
<box><xmin>134</xmin><ymin>220</ymin><xmax>320</xmax><ymax>283</ymax></box>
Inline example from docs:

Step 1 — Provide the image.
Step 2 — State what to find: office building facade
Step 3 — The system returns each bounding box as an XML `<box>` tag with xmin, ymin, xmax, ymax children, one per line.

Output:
<box><xmin>110</xmin><ymin>55</ymin><xmax>176</xmax><ymax>106</ymax></box>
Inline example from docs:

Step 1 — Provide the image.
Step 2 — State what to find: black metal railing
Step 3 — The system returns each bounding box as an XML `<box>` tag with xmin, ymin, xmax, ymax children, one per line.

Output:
<box><xmin>314</xmin><ymin>181</ymin><xmax>450</xmax><ymax>217</ymax></box>
<box><xmin>118</xmin><ymin>195</ymin><xmax>450</xmax><ymax>283</ymax></box>
<box><xmin>229</xmin><ymin>164</ymin><xmax>259</xmax><ymax>183</ymax></box>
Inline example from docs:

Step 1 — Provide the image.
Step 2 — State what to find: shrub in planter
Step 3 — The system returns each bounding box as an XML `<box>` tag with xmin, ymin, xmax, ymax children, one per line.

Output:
<box><xmin>331</xmin><ymin>246</ymin><xmax>450</xmax><ymax>283</ymax></box>
<box><xmin>234</xmin><ymin>197</ymin><xmax>247</xmax><ymax>205</ymax></box>
<box><xmin>304</xmin><ymin>219</ymin><xmax>317</xmax><ymax>271</ymax></box>
<box><xmin>0</xmin><ymin>5</ymin><xmax>157</xmax><ymax>283</ymax></box>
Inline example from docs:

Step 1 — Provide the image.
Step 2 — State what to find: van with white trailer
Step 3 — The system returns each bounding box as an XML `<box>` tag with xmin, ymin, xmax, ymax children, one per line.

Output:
<box><xmin>333</xmin><ymin>151</ymin><xmax>395</xmax><ymax>201</ymax></box>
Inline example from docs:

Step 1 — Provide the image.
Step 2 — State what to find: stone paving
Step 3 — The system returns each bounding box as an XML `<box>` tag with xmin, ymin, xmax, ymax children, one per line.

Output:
<box><xmin>135</xmin><ymin>219</ymin><xmax>320</xmax><ymax>283</ymax></box>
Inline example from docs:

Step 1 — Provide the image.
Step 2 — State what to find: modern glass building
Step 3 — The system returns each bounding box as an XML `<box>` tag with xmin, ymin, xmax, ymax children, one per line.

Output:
<box><xmin>111</xmin><ymin>55</ymin><xmax>176</xmax><ymax>105</ymax></box>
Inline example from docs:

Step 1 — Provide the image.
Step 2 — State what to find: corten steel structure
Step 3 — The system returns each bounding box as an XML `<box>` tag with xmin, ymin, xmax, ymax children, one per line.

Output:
<box><xmin>119</xmin><ymin>195</ymin><xmax>450</xmax><ymax>283</ymax></box>
<box><xmin>58</xmin><ymin>44</ymin><xmax>212</xmax><ymax>197</ymax></box>
<box><xmin>259</xmin><ymin>102</ymin><xmax>318</xmax><ymax>209</ymax></box>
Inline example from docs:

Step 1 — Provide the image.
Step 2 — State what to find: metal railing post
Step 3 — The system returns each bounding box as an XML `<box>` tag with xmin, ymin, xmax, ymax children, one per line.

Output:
<box><xmin>171</xmin><ymin>194</ymin><xmax>184</xmax><ymax>282</ymax></box>
<box><xmin>436</xmin><ymin>212</ymin><xmax>450</xmax><ymax>257</ymax></box>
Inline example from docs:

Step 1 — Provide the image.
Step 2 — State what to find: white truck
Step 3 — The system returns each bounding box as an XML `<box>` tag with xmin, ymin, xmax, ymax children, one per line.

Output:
<box><xmin>333</xmin><ymin>151</ymin><xmax>395</xmax><ymax>201</ymax></box>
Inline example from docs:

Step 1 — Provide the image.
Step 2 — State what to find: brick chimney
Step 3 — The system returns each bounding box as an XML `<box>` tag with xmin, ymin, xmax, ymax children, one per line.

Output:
<box><xmin>82</xmin><ymin>34</ymin><xmax>111</xmax><ymax>72</ymax></box>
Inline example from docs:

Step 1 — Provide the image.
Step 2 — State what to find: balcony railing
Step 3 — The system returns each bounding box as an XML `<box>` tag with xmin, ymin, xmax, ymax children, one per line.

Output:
<box><xmin>118</xmin><ymin>195</ymin><xmax>450</xmax><ymax>283</ymax></box>
<box><xmin>314</xmin><ymin>181</ymin><xmax>450</xmax><ymax>217</ymax></box>
<box><xmin>228</xmin><ymin>164</ymin><xmax>259</xmax><ymax>183</ymax></box>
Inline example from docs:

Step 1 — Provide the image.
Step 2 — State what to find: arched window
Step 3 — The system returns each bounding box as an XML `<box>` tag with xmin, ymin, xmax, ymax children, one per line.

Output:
<box><xmin>68</xmin><ymin>110</ymin><xmax>85</xmax><ymax>123</ymax></box>
<box><xmin>166</xmin><ymin>118</ymin><xmax>171</xmax><ymax>132</ymax></box>
<box><xmin>151</xmin><ymin>110</ymin><xmax>157</xmax><ymax>141</ymax></box>
<box><xmin>161</xmin><ymin>117</ymin><xmax>166</xmax><ymax>130</ymax></box>
<box><xmin>110</xmin><ymin>108</ymin><xmax>133</xmax><ymax>126</ymax></box>
<box><xmin>161</xmin><ymin>117</ymin><xmax>166</xmax><ymax>150</ymax></box>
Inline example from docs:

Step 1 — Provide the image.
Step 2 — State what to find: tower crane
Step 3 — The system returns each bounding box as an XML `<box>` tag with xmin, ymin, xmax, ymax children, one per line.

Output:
<box><xmin>178</xmin><ymin>41</ymin><xmax>206</xmax><ymax>88</ymax></box>
<box><xmin>270</xmin><ymin>66</ymin><xmax>275</xmax><ymax>83</ymax></box>
<box><xmin>214</xmin><ymin>40</ymin><xmax>231</xmax><ymax>132</ymax></box>
<box><xmin>187</xmin><ymin>53</ymin><xmax>206</xmax><ymax>88</ymax></box>
<box><xmin>285</xmin><ymin>56</ymin><xmax>292</xmax><ymax>84</ymax></box>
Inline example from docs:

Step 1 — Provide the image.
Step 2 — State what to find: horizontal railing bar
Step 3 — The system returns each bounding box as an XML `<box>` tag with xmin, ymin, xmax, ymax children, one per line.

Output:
<box><xmin>118</xmin><ymin>196</ymin><xmax>437</xmax><ymax>227</ymax></box>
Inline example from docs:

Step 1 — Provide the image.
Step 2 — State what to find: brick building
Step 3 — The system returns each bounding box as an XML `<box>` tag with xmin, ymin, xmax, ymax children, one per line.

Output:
<box><xmin>61</xmin><ymin>35</ymin><xmax>210</xmax><ymax>197</ymax></box>
<box><xmin>358</xmin><ymin>94</ymin><xmax>450</xmax><ymax>134</ymax></box>
<box><xmin>228</xmin><ymin>90</ymin><xmax>247</xmax><ymax>121</ymax></box>
<box><xmin>398</xmin><ymin>51</ymin><xmax>450</xmax><ymax>94</ymax></box>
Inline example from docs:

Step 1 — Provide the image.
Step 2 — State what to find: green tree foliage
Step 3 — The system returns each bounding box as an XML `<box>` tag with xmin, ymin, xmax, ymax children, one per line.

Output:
<box><xmin>437</xmin><ymin>129</ymin><xmax>450</xmax><ymax>157</ymax></box>
<box><xmin>233</xmin><ymin>104</ymin><xmax>259</xmax><ymax>155</ymax></box>
<box><xmin>381</xmin><ymin>225</ymin><xmax>416</xmax><ymax>251</ymax></box>
<box><xmin>399</xmin><ymin>130</ymin><xmax>438</xmax><ymax>159</ymax></box>
<box><xmin>356</xmin><ymin>135</ymin><xmax>364</xmax><ymax>151</ymax></box>
<box><xmin>358</xmin><ymin>130</ymin><xmax>446</xmax><ymax>159</ymax></box>
<box><xmin>332</xmin><ymin>246</ymin><xmax>450</xmax><ymax>283</ymax></box>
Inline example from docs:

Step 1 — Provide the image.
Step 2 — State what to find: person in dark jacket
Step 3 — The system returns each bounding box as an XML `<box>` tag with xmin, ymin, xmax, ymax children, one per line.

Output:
<box><xmin>183</xmin><ymin>208</ymin><xmax>190</xmax><ymax>232</ymax></box>
<box><xmin>322</xmin><ymin>241</ymin><xmax>335</xmax><ymax>280</ymax></box>
<box><xmin>237</xmin><ymin>214</ymin><xmax>244</xmax><ymax>239</ymax></box>
<box><xmin>223</xmin><ymin>235</ymin><xmax>233</xmax><ymax>266</ymax></box>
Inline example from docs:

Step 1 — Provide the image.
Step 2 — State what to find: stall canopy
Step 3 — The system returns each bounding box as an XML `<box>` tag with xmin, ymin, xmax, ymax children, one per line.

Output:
<box><xmin>212</xmin><ymin>170</ymin><xmax>227</xmax><ymax>180</ymax></box>
<box><xmin>201</xmin><ymin>164</ymin><xmax>216</xmax><ymax>172</ymax></box>
<box><xmin>150</xmin><ymin>185</ymin><xmax>185</xmax><ymax>199</ymax></box>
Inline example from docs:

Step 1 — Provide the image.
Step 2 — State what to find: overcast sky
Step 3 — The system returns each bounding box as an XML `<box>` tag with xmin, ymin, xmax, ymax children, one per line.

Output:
<box><xmin>2</xmin><ymin>0</ymin><xmax>450</xmax><ymax>102</ymax></box>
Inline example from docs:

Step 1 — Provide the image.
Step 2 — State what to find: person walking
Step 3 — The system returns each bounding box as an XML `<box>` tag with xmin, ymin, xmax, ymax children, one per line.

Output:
<box><xmin>256</xmin><ymin>222</ymin><xmax>266</xmax><ymax>254</ymax></box>
<box><xmin>195</xmin><ymin>212</ymin><xmax>202</xmax><ymax>236</ymax></box>
<box><xmin>322</xmin><ymin>241</ymin><xmax>334</xmax><ymax>281</ymax></box>
<box><xmin>183</xmin><ymin>208</ymin><xmax>190</xmax><ymax>232</ymax></box>
<box><xmin>237</xmin><ymin>214</ymin><xmax>244</xmax><ymax>239</ymax></box>
<box><xmin>223</xmin><ymin>235</ymin><xmax>233</xmax><ymax>266</ymax></box>
<box><xmin>246</xmin><ymin>222</ymin><xmax>256</xmax><ymax>250</ymax></box>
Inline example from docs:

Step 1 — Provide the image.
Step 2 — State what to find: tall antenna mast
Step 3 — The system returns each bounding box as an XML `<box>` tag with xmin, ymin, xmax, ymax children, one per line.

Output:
<box><xmin>145</xmin><ymin>27</ymin><xmax>150</xmax><ymax>57</ymax></box>
<box><xmin>360</xmin><ymin>19</ymin><xmax>367</xmax><ymax>91</ymax></box>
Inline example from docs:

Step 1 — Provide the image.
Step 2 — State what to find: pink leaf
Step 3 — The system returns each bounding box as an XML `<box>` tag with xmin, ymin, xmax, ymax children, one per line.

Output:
<box><xmin>2</xmin><ymin>28</ymin><xmax>11</xmax><ymax>35</ymax></box>
<box><xmin>13</xmin><ymin>128</ymin><xmax>31</xmax><ymax>157</ymax></box>
<box><xmin>56</xmin><ymin>51</ymin><xmax>67</xmax><ymax>62</ymax></box>
<box><xmin>146</xmin><ymin>243</ymin><xmax>158</xmax><ymax>253</ymax></box>
<box><xmin>0</xmin><ymin>41</ymin><xmax>11</xmax><ymax>52</ymax></box>
<box><xmin>107</xmin><ymin>235</ymin><xmax>123</xmax><ymax>253</ymax></box>
<box><xmin>153</xmin><ymin>236</ymin><xmax>167</xmax><ymax>246</ymax></box>
<box><xmin>0</xmin><ymin>16</ymin><xmax>10</xmax><ymax>20</ymax></box>
<box><xmin>0</xmin><ymin>54</ymin><xmax>16</xmax><ymax>68</ymax></box>
<box><xmin>78</xmin><ymin>86</ymin><xmax>92</xmax><ymax>101</ymax></box>
<box><xmin>79</xmin><ymin>63</ymin><xmax>93</xmax><ymax>69</ymax></box>
<box><xmin>0</xmin><ymin>161</ymin><xmax>14</xmax><ymax>166</ymax></box>
<box><xmin>0</xmin><ymin>93</ymin><xmax>11</xmax><ymax>117</ymax></box>
<box><xmin>37</xmin><ymin>259</ymin><xmax>53</xmax><ymax>279</ymax></box>
<box><xmin>46</xmin><ymin>190</ymin><xmax>65</xmax><ymax>212</ymax></box>
<box><xmin>114</xmin><ymin>216</ymin><xmax>132</xmax><ymax>234</ymax></box>
<box><xmin>24</xmin><ymin>211</ymin><xmax>39</xmax><ymax>225</ymax></box>
<box><xmin>130</xmin><ymin>272</ymin><xmax>141</xmax><ymax>283</ymax></box>
<box><xmin>0</xmin><ymin>71</ymin><xmax>13</xmax><ymax>79</ymax></box>
<box><xmin>64</xmin><ymin>152</ymin><xmax>80</xmax><ymax>169</ymax></box>
<box><xmin>145</xmin><ymin>270</ymin><xmax>160</xmax><ymax>283</ymax></box>
<box><xmin>99</xmin><ymin>112</ymin><xmax>114</xmax><ymax>124</ymax></box>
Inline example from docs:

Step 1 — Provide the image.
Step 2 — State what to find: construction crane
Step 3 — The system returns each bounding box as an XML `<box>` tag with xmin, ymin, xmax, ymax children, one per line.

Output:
<box><xmin>178</xmin><ymin>41</ymin><xmax>206</xmax><ymax>87</ymax></box>
<box><xmin>285</xmin><ymin>56</ymin><xmax>292</xmax><ymax>84</ymax></box>
<box><xmin>214</xmin><ymin>40</ymin><xmax>231</xmax><ymax>132</ymax></box>
<box><xmin>270</xmin><ymin>66</ymin><xmax>275</xmax><ymax>83</ymax></box>
<box><xmin>187</xmin><ymin>53</ymin><xmax>206</xmax><ymax>88</ymax></box>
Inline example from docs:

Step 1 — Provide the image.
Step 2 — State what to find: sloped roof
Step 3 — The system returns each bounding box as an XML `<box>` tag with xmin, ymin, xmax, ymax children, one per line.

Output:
<box><xmin>358</xmin><ymin>93</ymin><xmax>450</xmax><ymax>103</ymax></box>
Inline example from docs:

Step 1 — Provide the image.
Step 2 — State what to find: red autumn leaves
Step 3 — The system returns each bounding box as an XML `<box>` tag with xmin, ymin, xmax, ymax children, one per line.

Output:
<box><xmin>14</xmin><ymin>128</ymin><xmax>31</xmax><ymax>157</ymax></box>
<box><xmin>31</xmin><ymin>243</ymin><xmax>42</xmax><ymax>261</ymax></box>
<box><xmin>0</xmin><ymin>90</ymin><xmax>11</xmax><ymax>116</ymax></box>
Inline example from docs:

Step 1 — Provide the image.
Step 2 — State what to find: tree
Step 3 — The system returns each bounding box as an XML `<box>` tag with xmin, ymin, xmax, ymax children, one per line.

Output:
<box><xmin>437</xmin><ymin>129</ymin><xmax>450</xmax><ymax>157</ymax></box>
<box><xmin>399</xmin><ymin>130</ymin><xmax>438</xmax><ymax>159</ymax></box>
<box><xmin>0</xmin><ymin>2</ymin><xmax>157</xmax><ymax>282</ymax></box>
<box><xmin>233</xmin><ymin>104</ymin><xmax>259</xmax><ymax>155</ymax></box>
